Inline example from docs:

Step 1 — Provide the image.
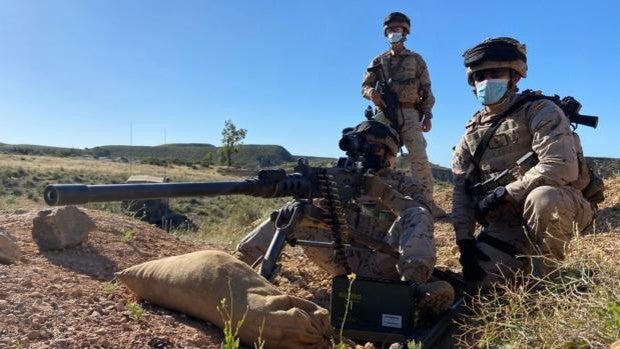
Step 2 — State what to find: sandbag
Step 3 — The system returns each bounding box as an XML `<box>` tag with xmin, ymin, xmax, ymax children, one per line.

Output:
<box><xmin>116</xmin><ymin>250</ymin><xmax>332</xmax><ymax>349</ymax></box>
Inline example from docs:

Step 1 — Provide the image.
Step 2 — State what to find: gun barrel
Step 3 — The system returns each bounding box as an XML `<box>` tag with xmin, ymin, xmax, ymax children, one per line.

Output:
<box><xmin>44</xmin><ymin>175</ymin><xmax>312</xmax><ymax>206</ymax></box>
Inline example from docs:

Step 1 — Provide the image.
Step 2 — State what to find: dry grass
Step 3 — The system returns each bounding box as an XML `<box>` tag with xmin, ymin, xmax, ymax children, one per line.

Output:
<box><xmin>0</xmin><ymin>153</ymin><xmax>243</xmax><ymax>213</ymax></box>
<box><xmin>432</xmin><ymin>175</ymin><xmax>620</xmax><ymax>349</ymax></box>
<box><xmin>457</xmin><ymin>233</ymin><xmax>620</xmax><ymax>348</ymax></box>
<box><xmin>593</xmin><ymin>175</ymin><xmax>620</xmax><ymax>234</ymax></box>
<box><xmin>172</xmin><ymin>195</ymin><xmax>288</xmax><ymax>247</ymax></box>
<box><xmin>0</xmin><ymin>153</ymin><xmax>232</xmax><ymax>182</ymax></box>
<box><xmin>453</xmin><ymin>173</ymin><xmax>620</xmax><ymax>349</ymax></box>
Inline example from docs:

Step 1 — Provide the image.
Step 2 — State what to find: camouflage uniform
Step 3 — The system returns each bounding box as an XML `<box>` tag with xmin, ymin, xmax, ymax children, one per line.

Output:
<box><xmin>452</xmin><ymin>89</ymin><xmax>595</xmax><ymax>287</ymax></box>
<box><xmin>362</xmin><ymin>49</ymin><xmax>437</xmax><ymax>207</ymax></box>
<box><xmin>237</xmin><ymin>167</ymin><xmax>436</xmax><ymax>283</ymax></box>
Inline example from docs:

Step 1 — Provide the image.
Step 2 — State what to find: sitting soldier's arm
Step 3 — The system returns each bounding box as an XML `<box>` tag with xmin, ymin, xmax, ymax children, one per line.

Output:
<box><xmin>452</xmin><ymin>136</ymin><xmax>477</xmax><ymax>241</ymax></box>
<box><xmin>505</xmin><ymin>100</ymin><xmax>580</xmax><ymax>202</ymax></box>
<box><xmin>364</xmin><ymin>173</ymin><xmax>424</xmax><ymax>215</ymax></box>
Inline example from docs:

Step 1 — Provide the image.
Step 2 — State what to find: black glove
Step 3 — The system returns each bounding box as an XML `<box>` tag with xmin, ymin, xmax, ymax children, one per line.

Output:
<box><xmin>475</xmin><ymin>186</ymin><xmax>508</xmax><ymax>226</ymax></box>
<box><xmin>457</xmin><ymin>239</ymin><xmax>490</xmax><ymax>283</ymax></box>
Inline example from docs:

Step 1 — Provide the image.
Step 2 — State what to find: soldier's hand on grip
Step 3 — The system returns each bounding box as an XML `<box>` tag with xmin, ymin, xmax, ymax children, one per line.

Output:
<box><xmin>474</xmin><ymin>186</ymin><xmax>508</xmax><ymax>226</ymax></box>
<box><xmin>363</xmin><ymin>173</ymin><xmax>391</xmax><ymax>199</ymax></box>
<box><xmin>421</xmin><ymin>115</ymin><xmax>432</xmax><ymax>132</ymax></box>
<box><xmin>370</xmin><ymin>90</ymin><xmax>387</xmax><ymax>108</ymax></box>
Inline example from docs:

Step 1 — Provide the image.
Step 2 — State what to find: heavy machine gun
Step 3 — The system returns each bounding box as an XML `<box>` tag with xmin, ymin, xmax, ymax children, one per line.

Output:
<box><xmin>44</xmin><ymin>134</ymin><xmax>396</xmax><ymax>281</ymax></box>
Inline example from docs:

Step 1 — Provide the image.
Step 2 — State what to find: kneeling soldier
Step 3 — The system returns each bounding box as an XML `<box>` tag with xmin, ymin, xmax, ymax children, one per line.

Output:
<box><xmin>452</xmin><ymin>37</ymin><xmax>595</xmax><ymax>287</ymax></box>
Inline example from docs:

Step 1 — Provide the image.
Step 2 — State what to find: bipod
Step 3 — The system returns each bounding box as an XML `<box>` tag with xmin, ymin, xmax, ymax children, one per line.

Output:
<box><xmin>259</xmin><ymin>203</ymin><xmax>304</xmax><ymax>281</ymax></box>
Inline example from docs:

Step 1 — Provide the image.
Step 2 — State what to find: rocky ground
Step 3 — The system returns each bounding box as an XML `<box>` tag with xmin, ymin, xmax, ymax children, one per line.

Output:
<box><xmin>0</xmin><ymin>208</ymin><xmax>341</xmax><ymax>349</ymax></box>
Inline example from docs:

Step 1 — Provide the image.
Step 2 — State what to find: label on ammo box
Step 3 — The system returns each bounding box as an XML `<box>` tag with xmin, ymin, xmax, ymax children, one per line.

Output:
<box><xmin>381</xmin><ymin>314</ymin><xmax>403</xmax><ymax>328</ymax></box>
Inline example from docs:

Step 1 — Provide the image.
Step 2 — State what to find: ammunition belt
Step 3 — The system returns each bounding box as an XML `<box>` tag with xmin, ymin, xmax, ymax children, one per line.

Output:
<box><xmin>317</xmin><ymin>169</ymin><xmax>351</xmax><ymax>274</ymax></box>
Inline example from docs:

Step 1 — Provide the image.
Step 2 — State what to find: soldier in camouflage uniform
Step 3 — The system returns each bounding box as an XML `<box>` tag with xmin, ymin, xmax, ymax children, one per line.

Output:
<box><xmin>236</xmin><ymin>120</ymin><xmax>454</xmax><ymax>311</ymax></box>
<box><xmin>452</xmin><ymin>37</ymin><xmax>595</xmax><ymax>287</ymax></box>
<box><xmin>361</xmin><ymin>12</ymin><xmax>446</xmax><ymax>219</ymax></box>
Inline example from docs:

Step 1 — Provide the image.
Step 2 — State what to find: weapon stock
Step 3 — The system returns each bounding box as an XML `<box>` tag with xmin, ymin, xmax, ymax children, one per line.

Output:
<box><xmin>367</xmin><ymin>64</ymin><xmax>401</xmax><ymax>136</ymax></box>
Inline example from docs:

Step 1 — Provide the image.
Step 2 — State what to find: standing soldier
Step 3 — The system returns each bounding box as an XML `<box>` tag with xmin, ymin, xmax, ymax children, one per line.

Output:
<box><xmin>362</xmin><ymin>12</ymin><xmax>446</xmax><ymax>218</ymax></box>
<box><xmin>452</xmin><ymin>37</ymin><xmax>595</xmax><ymax>287</ymax></box>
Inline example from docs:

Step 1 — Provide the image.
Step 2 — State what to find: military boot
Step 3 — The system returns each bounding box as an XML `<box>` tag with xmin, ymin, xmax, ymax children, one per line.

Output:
<box><xmin>415</xmin><ymin>280</ymin><xmax>455</xmax><ymax>313</ymax></box>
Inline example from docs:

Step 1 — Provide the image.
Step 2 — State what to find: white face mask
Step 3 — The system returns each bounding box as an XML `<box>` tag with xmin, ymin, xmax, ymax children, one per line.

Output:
<box><xmin>387</xmin><ymin>32</ymin><xmax>403</xmax><ymax>44</ymax></box>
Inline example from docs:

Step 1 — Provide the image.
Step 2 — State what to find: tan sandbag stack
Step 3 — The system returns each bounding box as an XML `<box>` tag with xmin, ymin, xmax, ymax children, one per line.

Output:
<box><xmin>117</xmin><ymin>250</ymin><xmax>333</xmax><ymax>349</ymax></box>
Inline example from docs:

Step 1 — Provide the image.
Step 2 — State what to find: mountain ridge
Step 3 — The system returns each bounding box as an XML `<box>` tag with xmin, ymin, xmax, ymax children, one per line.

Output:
<box><xmin>1</xmin><ymin>142</ymin><xmax>617</xmax><ymax>180</ymax></box>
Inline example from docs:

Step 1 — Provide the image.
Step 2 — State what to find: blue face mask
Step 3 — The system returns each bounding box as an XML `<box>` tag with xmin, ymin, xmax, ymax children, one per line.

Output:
<box><xmin>475</xmin><ymin>78</ymin><xmax>509</xmax><ymax>105</ymax></box>
<box><xmin>387</xmin><ymin>32</ymin><xmax>403</xmax><ymax>44</ymax></box>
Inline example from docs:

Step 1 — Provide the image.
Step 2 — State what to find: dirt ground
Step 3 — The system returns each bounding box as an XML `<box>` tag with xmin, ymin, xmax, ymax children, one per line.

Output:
<box><xmin>0</xmin><ymin>176</ymin><xmax>618</xmax><ymax>348</ymax></box>
<box><xmin>0</xmin><ymin>208</ymin><xmax>343</xmax><ymax>349</ymax></box>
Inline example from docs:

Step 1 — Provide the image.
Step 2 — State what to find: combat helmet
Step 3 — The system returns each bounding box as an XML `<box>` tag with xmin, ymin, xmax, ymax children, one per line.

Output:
<box><xmin>463</xmin><ymin>37</ymin><xmax>527</xmax><ymax>86</ymax></box>
<box><xmin>340</xmin><ymin>120</ymin><xmax>400</xmax><ymax>156</ymax></box>
<box><xmin>383</xmin><ymin>12</ymin><xmax>411</xmax><ymax>36</ymax></box>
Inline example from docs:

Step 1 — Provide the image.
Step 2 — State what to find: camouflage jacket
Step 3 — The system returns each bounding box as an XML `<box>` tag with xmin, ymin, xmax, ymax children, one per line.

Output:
<box><xmin>451</xmin><ymin>92</ymin><xmax>582</xmax><ymax>241</ymax></box>
<box><xmin>361</xmin><ymin>48</ymin><xmax>435</xmax><ymax>116</ymax></box>
<box><xmin>346</xmin><ymin>167</ymin><xmax>430</xmax><ymax>242</ymax></box>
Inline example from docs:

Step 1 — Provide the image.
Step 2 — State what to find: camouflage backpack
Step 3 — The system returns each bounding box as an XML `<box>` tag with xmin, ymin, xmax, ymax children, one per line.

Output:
<box><xmin>521</xmin><ymin>90</ymin><xmax>605</xmax><ymax>206</ymax></box>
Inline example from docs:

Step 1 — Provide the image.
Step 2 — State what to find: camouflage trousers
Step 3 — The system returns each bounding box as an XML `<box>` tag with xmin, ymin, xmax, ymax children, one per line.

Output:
<box><xmin>236</xmin><ymin>206</ymin><xmax>436</xmax><ymax>283</ymax></box>
<box><xmin>474</xmin><ymin>185</ymin><xmax>594</xmax><ymax>287</ymax></box>
<box><xmin>399</xmin><ymin>107</ymin><xmax>434</xmax><ymax>203</ymax></box>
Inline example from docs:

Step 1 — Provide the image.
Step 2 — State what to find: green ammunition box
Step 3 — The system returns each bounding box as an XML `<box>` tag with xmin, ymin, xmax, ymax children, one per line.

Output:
<box><xmin>330</xmin><ymin>275</ymin><xmax>417</xmax><ymax>342</ymax></box>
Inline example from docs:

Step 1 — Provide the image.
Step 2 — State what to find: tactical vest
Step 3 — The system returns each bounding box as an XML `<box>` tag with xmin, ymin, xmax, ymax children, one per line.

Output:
<box><xmin>344</xmin><ymin>201</ymin><xmax>396</xmax><ymax>242</ymax></box>
<box><xmin>463</xmin><ymin>95</ymin><xmax>591</xmax><ymax>191</ymax></box>
<box><xmin>341</xmin><ymin>169</ymin><xmax>414</xmax><ymax>242</ymax></box>
<box><xmin>379</xmin><ymin>52</ymin><xmax>421</xmax><ymax>103</ymax></box>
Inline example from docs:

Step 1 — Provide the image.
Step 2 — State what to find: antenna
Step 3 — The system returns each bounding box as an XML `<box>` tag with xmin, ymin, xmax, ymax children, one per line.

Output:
<box><xmin>163</xmin><ymin>128</ymin><xmax>170</xmax><ymax>232</ymax></box>
<box><xmin>129</xmin><ymin>121</ymin><xmax>133</xmax><ymax>175</ymax></box>
<box><xmin>163</xmin><ymin>128</ymin><xmax>167</xmax><ymax>179</ymax></box>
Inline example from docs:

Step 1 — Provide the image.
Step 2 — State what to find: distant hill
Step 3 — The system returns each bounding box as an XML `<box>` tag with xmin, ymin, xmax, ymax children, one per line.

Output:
<box><xmin>0</xmin><ymin>142</ymin><xmax>617</xmax><ymax>180</ymax></box>
<box><xmin>0</xmin><ymin>142</ymin><xmax>293</xmax><ymax>168</ymax></box>
<box><xmin>89</xmin><ymin>144</ymin><xmax>215</xmax><ymax>162</ymax></box>
<box><xmin>588</xmin><ymin>157</ymin><xmax>620</xmax><ymax>178</ymax></box>
<box><xmin>396</xmin><ymin>154</ymin><xmax>453</xmax><ymax>183</ymax></box>
<box><xmin>0</xmin><ymin>144</ymin><xmax>87</xmax><ymax>157</ymax></box>
<box><xmin>93</xmin><ymin>143</ymin><xmax>295</xmax><ymax>167</ymax></box>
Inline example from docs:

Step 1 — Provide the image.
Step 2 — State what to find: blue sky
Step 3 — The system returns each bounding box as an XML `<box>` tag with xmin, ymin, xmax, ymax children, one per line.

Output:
<box><xmin>0</xmin><ymin>0</ymin><xmax>617</xmax><ymax>167</ymax></box>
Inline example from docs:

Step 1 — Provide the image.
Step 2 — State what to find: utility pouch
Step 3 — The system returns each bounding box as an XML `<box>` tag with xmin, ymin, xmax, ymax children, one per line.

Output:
<box><xmin>582</xmin><ymin>167</ymin><xmax>605</xmax><ymax>205</ymax></box>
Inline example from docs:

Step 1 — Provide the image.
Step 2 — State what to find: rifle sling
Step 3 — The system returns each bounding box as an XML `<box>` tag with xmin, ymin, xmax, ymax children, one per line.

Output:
<box><xmin>471</xmin><ymin>117</ymin><xmax>504</xmax><ymax>172</ymax></box>
<box><xmin>478</xmin><ymin>230</ymin><xmax>524</xmax><ymax>258</ymax></box>
<box><xmin>471</xmin><ymin>94</ymin><xmax>547</xmax><ymax>171</ymax></box>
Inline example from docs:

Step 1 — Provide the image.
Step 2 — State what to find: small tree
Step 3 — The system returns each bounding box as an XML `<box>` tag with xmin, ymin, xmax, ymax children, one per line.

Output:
<box><xmin>202</xmin><ymin>152</ymin><xmax>214</xmax><ymax>167</ymax></box>
<box><xmin>220</xmin><ymin>120</ymin><xmax>247</xmax><ymax>167</ymax></box>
